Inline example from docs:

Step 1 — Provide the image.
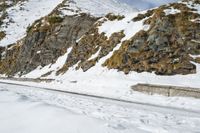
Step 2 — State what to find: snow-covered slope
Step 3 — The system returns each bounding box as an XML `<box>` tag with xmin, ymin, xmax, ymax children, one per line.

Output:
<box><xmin>119</xmin><ymin>0</ymin><xmax>180</xmax><ymax>10</ymax></box>
<box><xmin>0</xmin><ymin>0</ymin><xmax>138</xmax><ymax>47</ymax></box>
<box><xmin>60</xmin><ymin>0</ymin><xmax>138</xmax><ymax>17</ymax></box>
<box><xmin>0</xmin><ymin>0</ymin><xmax>64</xmax><ymax>46</ymax></box>
<box><xmin>0</xmin><ymin>0</ymin><xmax>182</xmax><ymax>47</ymax></box>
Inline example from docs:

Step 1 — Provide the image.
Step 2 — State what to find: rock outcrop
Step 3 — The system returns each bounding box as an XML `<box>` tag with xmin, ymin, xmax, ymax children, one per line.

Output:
<box><xmin>0</xmin><ymin>13</ymin><xmax>98</xmax><ymax>76</ymax></box>
<box><xmin>104</xmin><ymin>1</ymin><xmax>200</xmax><ymax>75</ymax></box>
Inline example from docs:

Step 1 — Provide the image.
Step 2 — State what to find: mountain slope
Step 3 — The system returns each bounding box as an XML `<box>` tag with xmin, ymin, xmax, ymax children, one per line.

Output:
<box><xmin>59</xmin><ymin>0</ymin><xmax>138</xmax><ymax>16</ymax></box>
<box><xmin>0</xmin><ymin>0</ymin><xmax>200</xmax><ymax>89</ymax></box>
<box><xmin>0</xmin><ymin>0</ymin><xmax>137</xmax><ymax>46</ymax></box>
<box><xmin>119</xmin><ymin>0</ymin><xmax>179</xmax><ymax>10</ymax></box>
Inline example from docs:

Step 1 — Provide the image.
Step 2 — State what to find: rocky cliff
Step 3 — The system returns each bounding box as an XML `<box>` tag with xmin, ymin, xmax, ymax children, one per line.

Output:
<box><xmin>0</xmin><ymin>0</ymin><xmax>200</xmax><ymax>78</ymax></box>
<box><xmin>105</xmin><ymin>1</ymin><xmax>200</xmax><ymax>75</ymax></box>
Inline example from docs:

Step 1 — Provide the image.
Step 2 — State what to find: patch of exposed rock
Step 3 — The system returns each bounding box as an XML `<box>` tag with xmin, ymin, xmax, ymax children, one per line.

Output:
<box><xmin>104</xmin><ymin>1</ymin><xmax>200</xmax><ymax>75</ymax></box>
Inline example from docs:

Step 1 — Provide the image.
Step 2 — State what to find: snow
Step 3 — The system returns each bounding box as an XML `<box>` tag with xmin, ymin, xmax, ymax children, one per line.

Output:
<box><xmin>191</xmin><ymin>18</ymin><xmax>200</xmax><ymax>23</ymax></box>
<box><xmin>60</xmin><ymin>0</ymin><xmax>138</xmax><ymax>17</ymax></box>
<box><xmin>0</xmin><ymin>0</ymin><xmax>138</xmax><ymax>46</ymax></box>
<box><xmin>0</xmin><ymin>83</ymin><xmax>200</xmax><ymax>133</ymax></box>
<box><xmin>36</xmin><ymin>51</ymin><xmax>41</xmax><ymax>54</ymax></box>
<box><xmin>190</xmin><ymin>54</ymin><xmax>200</xmax><ymax>59</ymax></box>
<box><xmin>17</xmin><ymin>53</ymin><xmax>200</xmax><ymax>115</ymax></box>
<box><xmin>88</xmin><ymin>47</ymin><xmax>101</xmax><ymax>61</ymax></box>
<box><xmin>98</xmin><ymin>11</ymin><xmax>150</xmax><ymax>40</ymax></box>
<box><xmin>118</xmin><ymin>0</ymin><xmax>179</xmax><ymax>10</ymax></box>
<box><xmin>0</xmin><ymin>88</ymin><xmax>111</xmax><ymax>133</ymax></box>
<box><xmin>183</xmin><ymin>0</ymin><xmax>200</xmax><ymax>14</ymax></box>
<box><xmin>7</xmin><ymin>62</ymin><xmax>200</xmax><ymax>112</ymax></box>
<box><xmin>0</xmin><ymin>0</ymin><xmax>64</xmax><ymax>46</ymax></box>
<box><xmin>164</xmin><ymin>7</ymin><xmax>181</xmax><ymax>15</ymax></box>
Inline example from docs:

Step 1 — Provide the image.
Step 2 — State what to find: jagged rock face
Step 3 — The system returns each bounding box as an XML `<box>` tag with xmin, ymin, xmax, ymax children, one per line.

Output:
<box><xmin>58</xmin><ymin>29</ymin><xmax>124</xmax><ymax>73</ymax></box>
<box><xmin>0</xmin><ymin>0</ymin><xmax>200</xmax><ymax>77</ymax></box>
<box><xmin>0</xmin><ymin>14</ymin><xmax>98</xmax><ymax>76</ymax></box>
<box><xmin>104</xmin><ymin>1</ymin><xmax>200</xmax><ymax>75</ymax></box>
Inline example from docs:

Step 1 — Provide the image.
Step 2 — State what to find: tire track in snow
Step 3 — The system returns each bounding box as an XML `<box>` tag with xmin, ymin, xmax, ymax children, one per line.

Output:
<box><xmin>0</xmin><ymin>80</ymin><xmax>199</xmax><ymax>117</ymax></box>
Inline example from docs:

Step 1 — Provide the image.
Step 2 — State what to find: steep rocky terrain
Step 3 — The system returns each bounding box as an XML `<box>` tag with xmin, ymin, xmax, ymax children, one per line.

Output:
<box><xmin>0</xmin><ymin>0</ymin><xmax>200</xmax><ymax>80</ymax></box>
<box><xmin>105</xmin><ymin>1</ymin><xmax>200</xmax><ymax>75</ymax></box>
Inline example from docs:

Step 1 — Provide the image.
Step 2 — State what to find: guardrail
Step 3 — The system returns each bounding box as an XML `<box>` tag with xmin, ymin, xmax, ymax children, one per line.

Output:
<box><xmin>0</xmin><ymin>77</ymin><xmax>54</xmax><ymax>82</ymax></box>
<box><xmin>132</xmin><ymin>84</ymin><xmax>200</xmax><ymax>98</ymax></box>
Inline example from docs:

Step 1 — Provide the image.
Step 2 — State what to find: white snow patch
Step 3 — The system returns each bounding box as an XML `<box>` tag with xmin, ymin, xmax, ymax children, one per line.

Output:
<box><xmin>191</xmin><ymin>18</ymin><xmax>200</xmax><ymax>23</ymax></box>
<box><xmin>88</xmin><ymin>47</ymin><xmax>101</xmax><ymax>61</ymax></box>
<box><xmin>119</xmin><ymin>0</ymin><xmax>179</xmax><ymax>11</ymax></box>
<box><xmin>0</xmin><ymin>0</ymin><xmax>64</xmax><ymax>46</ymax></box>
<box><xmin>164</xmin><ymin>7</ymin><xmax>181</xmax><ymax>15</ymax></box>
<box><xmin>183</xmin><ymin>0</ymin><xmax>200</xmax><ymax>14</ymax></box>
<box><xmin>190</xmin><ymin>54</ymin><xmax>200</xmax><ymax>59</ymax></box>
<box><xmin>36</xmin><ymin>51</ymin><xmax>41</xmax><ymax>54</ymax></box>
<box><xmin>98</xmin><ymin>12</ymin><xmax>150</xmax><ymax>40</ymax></box>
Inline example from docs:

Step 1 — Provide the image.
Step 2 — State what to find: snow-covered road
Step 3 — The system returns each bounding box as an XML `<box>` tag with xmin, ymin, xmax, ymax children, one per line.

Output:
<box><xmin>0</xmin><ymin>83</ymin><xmax>200</xmax><ymax>133</ymax></box>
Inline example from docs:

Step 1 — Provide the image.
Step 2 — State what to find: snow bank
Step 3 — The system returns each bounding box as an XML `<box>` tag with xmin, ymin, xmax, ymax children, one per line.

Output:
<box><xmin>164</xmin><ymin>7</ymin><xmax>181</xmax><ymax>15</ymax></box>
<box><xmin>0</xmin><ymin>89</ymin><xmax>111</xmax><ymax>133</ymax></box>
<box><xmin>1</xmin><ymin>83</ymin><xmax>200</xmax><ymax>133</ymax></box>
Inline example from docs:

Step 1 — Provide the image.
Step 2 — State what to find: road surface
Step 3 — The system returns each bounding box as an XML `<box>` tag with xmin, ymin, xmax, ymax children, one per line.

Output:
<box><xmin>0</xmin><ymin>82</ymin><xmax>200</xmax><ymax>133</ymax></box>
